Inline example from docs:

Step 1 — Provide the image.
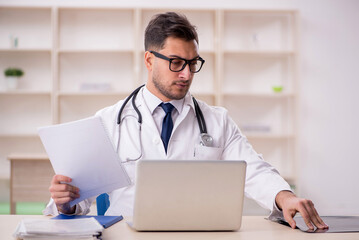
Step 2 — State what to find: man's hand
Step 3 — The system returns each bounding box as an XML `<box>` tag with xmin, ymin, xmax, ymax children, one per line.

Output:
<box><xmin>275</xmin><ymin>190</ymin><xmax>328</xmax><ymax>230</ymax></box>
<box><xmin>49</xmin><ymin>175</ymin><xmax>80</xmax><ymax>214</ymax></box>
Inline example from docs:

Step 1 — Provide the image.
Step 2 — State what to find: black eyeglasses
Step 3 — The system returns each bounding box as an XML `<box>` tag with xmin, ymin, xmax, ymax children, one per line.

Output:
<box><xmin>150</xmin><ymin>51</ymin><xmax>205</xmax><ymax>73</ymax></box>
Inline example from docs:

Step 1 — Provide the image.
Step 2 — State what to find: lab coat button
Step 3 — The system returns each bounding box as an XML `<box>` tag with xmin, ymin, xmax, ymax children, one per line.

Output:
<box><xmin>153</xmin><ymin>138</ymin><xmax>160</xmax><ymax>145</ymax></box>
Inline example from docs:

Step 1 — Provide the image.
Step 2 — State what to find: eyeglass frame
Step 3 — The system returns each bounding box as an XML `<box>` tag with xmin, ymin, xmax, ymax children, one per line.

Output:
<box><xmin>149</xmin><ymin>50</ymin><xmax>205</xmax><ymax>73</ymax></box>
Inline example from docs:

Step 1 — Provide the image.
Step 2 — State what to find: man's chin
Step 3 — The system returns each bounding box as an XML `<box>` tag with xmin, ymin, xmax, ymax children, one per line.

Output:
<box><xmin>176</xmin><ymin>87</ymin><xmax>190</xmax><ymax>97</ymax></box>
<box><xmin>168</xmin><ymin>90</ymin><xmax>188</xmax><ymax>100</ymax></box>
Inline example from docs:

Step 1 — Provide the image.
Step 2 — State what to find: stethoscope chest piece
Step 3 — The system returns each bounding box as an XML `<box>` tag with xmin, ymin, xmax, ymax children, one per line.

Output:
<box><xmin>192</xmin><ymin>96</ymin><xmax>213</xmax><ymax>147</ymax></box>
<box><xmin>200</xmin><ymin>133</ymin><xmax>213</xmax><ymax>147</ymax></box>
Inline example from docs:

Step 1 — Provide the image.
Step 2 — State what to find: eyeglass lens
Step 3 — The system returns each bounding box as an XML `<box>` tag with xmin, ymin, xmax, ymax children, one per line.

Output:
<box><xmin>170</xmin><ymin>59</ymin><xmax>203</xmax><ymax>73</ymax></box>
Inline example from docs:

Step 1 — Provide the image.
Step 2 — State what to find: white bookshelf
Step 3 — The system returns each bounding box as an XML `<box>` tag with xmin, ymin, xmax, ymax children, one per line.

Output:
<box><xmin>0</xmin><ymin>7</ymin><xmax>52</xmax><ymax>50</ymax></box>
<box><xmin>0</xmin><ymin>6</ymin><xmax>299</xmax><ymax>185</ymax></box>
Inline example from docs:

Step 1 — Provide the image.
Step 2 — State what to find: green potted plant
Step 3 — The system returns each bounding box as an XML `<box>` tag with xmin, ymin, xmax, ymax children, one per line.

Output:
<box><xmin>4</xmin><ymin>67</ymin><xmax>24</xmax><ymax>90</ymax></box>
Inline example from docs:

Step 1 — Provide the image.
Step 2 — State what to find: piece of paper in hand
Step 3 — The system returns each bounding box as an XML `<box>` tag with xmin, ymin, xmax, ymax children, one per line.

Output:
<box><xmin>38</xmin><ymin>116</ymin><xmax>131</xmax><ymax>206</ymax></box>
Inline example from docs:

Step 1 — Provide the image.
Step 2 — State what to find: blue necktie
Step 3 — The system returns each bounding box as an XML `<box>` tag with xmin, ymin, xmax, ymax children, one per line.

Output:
<box><xmin>160</xmin><ymin>103</ymin><xmax>174</xmax><ymax>153</ymax></box>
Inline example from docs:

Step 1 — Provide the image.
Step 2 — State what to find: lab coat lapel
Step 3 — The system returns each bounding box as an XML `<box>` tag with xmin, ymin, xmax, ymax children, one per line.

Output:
<box><xmin>136</xmin><ymin>89</ymin><xmax>160</xmax><ymax>136</ymax></box>
<box><xmin>172</xmin><ymin>93</ymin><xmax>195</xmax><ymax>132</ymax></box>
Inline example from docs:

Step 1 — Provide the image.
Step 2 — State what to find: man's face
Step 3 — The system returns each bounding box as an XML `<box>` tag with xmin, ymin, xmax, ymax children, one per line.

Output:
<box><xmin>146</xmin><ymin>37</ymin><xmax>199</xmax><ymax>102</ymax></box>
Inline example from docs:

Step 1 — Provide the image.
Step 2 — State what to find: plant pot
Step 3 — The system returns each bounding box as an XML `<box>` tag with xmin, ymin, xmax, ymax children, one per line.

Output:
<box><xmin>5</xmin><ymin>76</ymin><xmax>19</xmax><ymax>90</ymax></box>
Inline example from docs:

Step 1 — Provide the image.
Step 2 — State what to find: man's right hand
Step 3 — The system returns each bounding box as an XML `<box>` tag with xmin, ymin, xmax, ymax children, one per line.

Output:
<box><xmin>49</xmin><ymin>175</ymin><xmax>80</xmax><ymax>214</ymax></box>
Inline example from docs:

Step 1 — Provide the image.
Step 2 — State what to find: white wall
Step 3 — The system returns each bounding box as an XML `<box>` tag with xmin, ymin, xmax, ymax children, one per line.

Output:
<box><xmin>297</xmin><ymin>0</ymin><xmax>359</xmax><ymax>215</ymax></box>
<box><xmin>1</xmin><ymin>0</ymin><xmax>358</xmax><ymax>215</ymax></box>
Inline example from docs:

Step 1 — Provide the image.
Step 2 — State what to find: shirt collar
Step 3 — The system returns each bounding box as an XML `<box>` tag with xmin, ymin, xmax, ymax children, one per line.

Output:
<box><xmin>143</xmin><ymin>85</ymin><xmax>188</xmax><ymax>114</ymax></box>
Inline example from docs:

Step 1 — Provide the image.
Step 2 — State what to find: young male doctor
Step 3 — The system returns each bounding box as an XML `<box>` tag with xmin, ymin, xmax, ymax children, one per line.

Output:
<box><xmin>44</xmin><ymin>12</ymin><xmax>328</xmax><ymax>231</ymax></box>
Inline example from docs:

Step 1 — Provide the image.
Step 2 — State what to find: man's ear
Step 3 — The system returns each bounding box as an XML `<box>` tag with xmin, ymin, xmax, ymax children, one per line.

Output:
<box><xmin>144</xmin><ymin>51</ymin><xmax>153</xmax><ymax>71</ymax></box>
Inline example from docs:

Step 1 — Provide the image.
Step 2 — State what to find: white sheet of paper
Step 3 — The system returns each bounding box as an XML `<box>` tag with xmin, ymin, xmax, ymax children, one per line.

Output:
<box><xmin>38</xmin><ymin>116</ymin><xmax>131</xmax><ymax>206</ymax></box>
<box><xmin>14</xmin><ymin>218</ymin><xmax>103</xmax><ymax>239</ymax></box>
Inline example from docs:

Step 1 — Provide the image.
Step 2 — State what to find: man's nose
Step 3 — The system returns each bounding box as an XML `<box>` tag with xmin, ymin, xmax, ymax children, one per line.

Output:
<box><xmin>179</xmin><ymin>63</ymin><xmax>192</xmax><ymax>79</ymax></box>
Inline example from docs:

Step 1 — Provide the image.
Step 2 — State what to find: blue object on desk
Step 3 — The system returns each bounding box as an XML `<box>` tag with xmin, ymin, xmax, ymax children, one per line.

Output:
<box><xmin>97</xmin><ymin>193</ymin><xmax>110</xmax><ymax>215</ymax></box>
<box><xmin>52</xmin><ymin>214</ymin><xmax>123</xmax><ymax>228</ymax></box>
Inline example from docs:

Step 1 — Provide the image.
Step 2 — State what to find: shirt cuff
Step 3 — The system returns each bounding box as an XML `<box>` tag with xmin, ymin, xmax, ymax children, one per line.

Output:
<box><xmin>42</xmin><ymin>198</ymin><xmax>84</xmax><ymax>216</ymax></box>
<box><xmin>58</xmin><ymin>204</ymin><xmax>82</xmax><ymax>216</ymax></box>
<box><xmin>267</xmin><ymin>190</ymin><xmax>293</xmax><ymax>221</ymax></box>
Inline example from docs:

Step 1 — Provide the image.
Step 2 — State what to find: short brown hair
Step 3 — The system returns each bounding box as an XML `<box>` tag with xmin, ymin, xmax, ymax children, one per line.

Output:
<box><xmin>144</xmin><ymin>12</ymin><xmax>199</xmax><ymax>51</ymax></box>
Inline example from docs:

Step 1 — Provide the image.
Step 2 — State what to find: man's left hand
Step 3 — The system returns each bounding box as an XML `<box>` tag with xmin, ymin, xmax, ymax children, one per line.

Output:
<box><xmin>275</xmin><ymin>190</ymin><xmax>329</xmax><ymax>230</ymax></box>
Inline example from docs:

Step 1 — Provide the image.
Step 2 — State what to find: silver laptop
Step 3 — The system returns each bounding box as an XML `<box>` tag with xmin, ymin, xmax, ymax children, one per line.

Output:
<box><xmin>131</xmin><ymin>160</ymin><xmax>247</xmax><ymax>231</ymax></box>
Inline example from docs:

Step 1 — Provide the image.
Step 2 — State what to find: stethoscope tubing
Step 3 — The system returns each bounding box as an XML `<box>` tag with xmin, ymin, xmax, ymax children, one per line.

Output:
<box><xmin>192</xmin><ymin>97</ymin><xmax>207</xmax><ymax>134</ymax></box>
<box><xmin>117</xmin><ymin>84</ymin><xmax>145</xmax><ymax>124</ymax></box>
<box><xmin>116</xmin><ymin>85</ymin><xmax>211</xmax><ymax>161</ymax></box>
<box><xmin>117</xmin><ymin>85</ymin><xmax>208</xmax><ymax>135</ymax></box>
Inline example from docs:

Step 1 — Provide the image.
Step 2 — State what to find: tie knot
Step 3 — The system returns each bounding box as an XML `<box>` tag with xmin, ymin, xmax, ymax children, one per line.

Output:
<box><xmin>160</xmin><ymin>103</ymin><xmax>174</xmax><ymax>114</ymax></box>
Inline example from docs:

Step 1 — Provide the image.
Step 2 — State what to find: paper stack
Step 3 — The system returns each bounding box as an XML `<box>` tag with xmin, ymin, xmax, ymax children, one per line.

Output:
<box><xmin>13</xmin><ymin>218</ymin><xmax>104</xmax><ymax>240</ymax></box>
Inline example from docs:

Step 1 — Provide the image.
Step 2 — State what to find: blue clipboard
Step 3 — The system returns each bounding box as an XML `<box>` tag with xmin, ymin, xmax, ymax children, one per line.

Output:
<box><xmin>52</xmin><ymin>214</ymin><xmax>123</xmax><ymax>228</ymax></box>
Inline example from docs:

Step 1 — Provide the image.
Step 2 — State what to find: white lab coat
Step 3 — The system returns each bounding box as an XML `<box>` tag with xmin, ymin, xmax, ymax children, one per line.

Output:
<box><xmin>44</xmin><ymin>87</ymin><xmax>291</xmax><ymax>217</ymax></box>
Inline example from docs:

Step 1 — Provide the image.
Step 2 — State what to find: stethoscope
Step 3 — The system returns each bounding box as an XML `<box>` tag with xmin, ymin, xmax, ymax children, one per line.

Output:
<box><xmin>117</xmin><ymin>84</ymin><xmax>213</xmax><ymax>162</ymax></box>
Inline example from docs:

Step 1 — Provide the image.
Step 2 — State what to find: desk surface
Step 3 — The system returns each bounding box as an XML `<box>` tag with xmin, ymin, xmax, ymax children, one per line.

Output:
<box><xmin>2</xmin><ymin>215</ymin><xmax>359</xmax><ymax>240</ymax></box>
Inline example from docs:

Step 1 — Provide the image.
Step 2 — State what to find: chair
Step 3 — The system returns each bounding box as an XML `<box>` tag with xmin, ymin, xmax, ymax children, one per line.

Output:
<box><xmin>96</xmin><ymin>193</ymin><xmax>110</xmax><ymax>215</ymax></box>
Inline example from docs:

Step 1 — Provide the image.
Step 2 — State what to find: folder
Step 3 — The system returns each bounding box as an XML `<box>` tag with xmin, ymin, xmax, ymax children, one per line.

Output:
<box><xmin>52</xmin><ymin>214</ymin><xmax>123</xmax><ymax>228</ymax></box>
<box><xmin>271</xmin><ymin>215</ymin><xmax>359</xmax><ymax>233</ymax></box>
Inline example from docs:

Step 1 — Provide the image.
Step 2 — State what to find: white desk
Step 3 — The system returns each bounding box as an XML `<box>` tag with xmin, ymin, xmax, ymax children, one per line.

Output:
<box><xmin>2</xmin><ymin>215</ymin><xmax>358</xmax><ymax>240</ymax></box>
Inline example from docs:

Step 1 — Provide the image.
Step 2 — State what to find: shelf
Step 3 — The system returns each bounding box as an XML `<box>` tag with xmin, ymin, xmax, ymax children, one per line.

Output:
<box><xmin>223</xmin><ymin>50</ymin><xmax>295</xmax><ymax>55</ymax></box>
<box><xmin>58</xmin><ymin>49</ymin><xmax>133</xmax><ymax>53</ymax></box>
<box><xmin>224</xmin><ymin>97</ymin><xmax>294</xmax><ymax>136</ymax></box>
<box><xmin>223</xmin><ymin>53</ymin><xmax>294</xmax><ymax>94</ymax></box>
<box><xmin>190</xmin><ymin>52</ymin><xmax>215</xmax><ymax>94</ymax></box>
<box><xmin>58</xmin><ymin>51</ymin><xmax>134</xmax><ymax>93</ymax></box>
<box><xmin>0</xmin><ymin>134</ymin><xmax>40</xmax><ymax>138</ymax></box>
<box><xmin>7</xmin><ymin>153</ymin><xmax>48</xmax><ymax>160</ymax></box>
<box><xmin>0</xmin><ymin>48</ymin><xmax>51</xmax><ymax>53</ymax></box>
<box><xmin>222</xmin><ymin>11</ymin><xmax>294</xmax><ymax>52</ymax></box>
<box><xmin>0</xmin><ymin>51</ymin><xmax>52</xmax><ymax>92</ymax></box>
<box><xmin>223</xmin><ymin>92</ymin><xmax>295</xmax><ymax>98</ymax></box>
<box><xmin>0</xmin><ymin>91</ymin><xmax>51</xmax><ymax>96</ymax></box>
<box><xmin>140</xmin><ymin>49</ymin><xmax>215</xmax><ymax>54</ymax></box>
<box><xmin>0</xmin><ymin>7</ymin><xmax>299</xmax><ymax>183</ymax></box>
<box><xmin>223</xmin><ymin>9</ymin><xmax>298</xmax><ymax>13</ymax></box>
<box><xmin>58</xmin><ymin>91</ymin><xmax>129</xmax><ymax>97</ymax></box>
<box><xmin>283</xmin><ymin>176</ymin><xmax>296</xmax><ymax>185</ymax></box>
<box><xmin>190</xmin><ymin>93</ymin><xmax>216</xmax><ymax>106</ymax></box>
<box><xmin>0</xmin><ymin>8</ymin><xmax>52</xmax><ymax>49</ymax></box>
<box><xmin>197</xmin><ymin>49</ymin><xmax>216</xmax><ymax>54</ymax></box>
<box><xmin>58</xmin><ymin>94</ymin><xmax>123</xmax><ymax>123</ymax></box>
<box><xmin>245</xmin><ymin>133</ymin><xmax>295</xmax><ymax>139</ymax></box>
<box><xmin>248</xmin><ymin>136</ymin><xmax>295</xmax><ymax>179</ymax></box>
<box><xmin>59</xmin><ymin>8</ymin><xmax>134</xmax><ymax>50</ymax></box>
<box><xmin>190</xmin><ymin>92</ymin><xmax>215</xmax><ymax>97</ymax></box>
<box><xmin>0</xmin><ymin>94</ymin><xmax>52</xmax><ymax>135</ymax></box>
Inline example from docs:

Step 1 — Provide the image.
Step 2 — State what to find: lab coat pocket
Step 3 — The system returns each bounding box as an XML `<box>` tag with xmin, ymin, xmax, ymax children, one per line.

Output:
<box><xmin>194</xmin><ymin>144</ymin><xmax>223</xmax><ymax>160</ymax></box>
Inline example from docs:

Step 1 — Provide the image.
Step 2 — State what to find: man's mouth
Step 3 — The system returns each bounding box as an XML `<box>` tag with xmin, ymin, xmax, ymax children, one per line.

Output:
<box><xmin>174</xmin><ymin>81</ymin><xmax>189</xmax><ymax>88</ymax></box>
